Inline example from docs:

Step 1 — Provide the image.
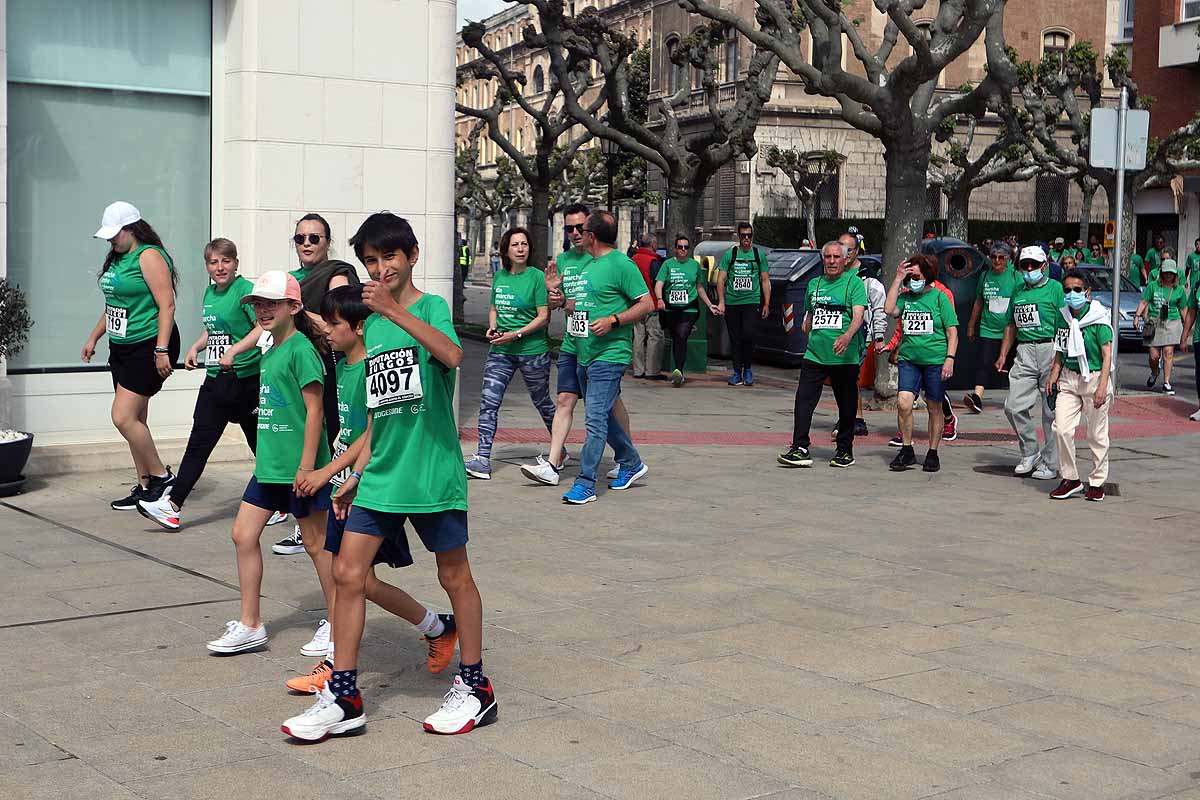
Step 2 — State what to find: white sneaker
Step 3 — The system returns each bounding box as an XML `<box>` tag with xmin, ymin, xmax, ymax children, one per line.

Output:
<box><xmin>1031</xmin><ymin>463</ymin><xmax>1057</xmax><ymax>481</ymax></box>
<box><xmin>1190</xmin><ymin>408</ymin><xmax>1200</xmax><ymax>421</ymax></box>
<box><xmin>1014</xmin><ymin>456</ymin><xmax>1038</xmax><ymax>476</ymax></box>
<box><xmin>422</xmin><ymin>675</ymin><xmax>498</xmax><ymax>735</ymax></box>
<box><xmin>606</xmin><ymin>466</ymin><xmax>620</xmax><ymax>479</ymax></box>
<box><xmin>207</xmin><ymin>620</ymin><xmax>268</xmax><ymax>654</ymax></box>
<box><xmin>520</xmin><ymin>455</ymin><xmax>560</xmax><ymax>486</ymax></box>
<box><xmin>136</xmin><ymin>496</ymin><xmax>181</xmax><ymax>531</ymax></box>
<box><xmin>267</xmin><ymin>511</ymin><xmax>288</xmax><ymax>526</ymax></box>
<box><xmin>280</xmin><ymin>684</ymin><xmax>365</xmax><ymax>741</ymax></box>
<box><xmin>300</xmin><ymin>619</ymin><xmax>331</xmax><ymax>658</ymax></box>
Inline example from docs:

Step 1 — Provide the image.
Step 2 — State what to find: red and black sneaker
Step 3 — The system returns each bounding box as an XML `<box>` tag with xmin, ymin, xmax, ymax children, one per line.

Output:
<box><xmin>1049</xmin><ymin>479</ymin><xmax>1083</xmax><ymax>500</ymax></box>
<box><xmin>1085</xmin><ymin>485</ymin><xmax>1105</xmax><ymax>502</ymax></box>
<box><xmin>280</xmin><ymin>685</ymin><xmax>365</xmax><ymax>741</ymax></box>
<box><xmin>423</xmin><ymin>675</ymin><xmax>498</xmax><ymax>734</ymax></box>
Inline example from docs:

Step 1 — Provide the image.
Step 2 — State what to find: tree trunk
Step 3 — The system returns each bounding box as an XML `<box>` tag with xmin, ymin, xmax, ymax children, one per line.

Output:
<box><xmin>946</xmin><ymin>184</ymin><xmax>970</xmax><ymax>242</ymax></box>
<box><xmin>665</xmin><ymin>184</ymin><xmax>702</xmax><ymax>244</ymax></box>
<box><xmin>803</xmin><ymin>196</ymin><xmax>817</xmax><ymax>246</ymax></box>
<box><xmin>880</xmin><ymin>137</ymin><xmax>931</xmax><ymax>282</ymax></box>
<box><xmin>528</xmin><ymin>184</ymin><xmax>552</xmax><ymax>269</ymax></box>
<box><xmin>1078</xmin><ymin>180</ymin><xmax>1097</xmax><ymax>246</ymax></box>
<box><xmin>1106</xmin><ymin>176</ymin><xmax>1136</xmax><ymax>280</ymax></box>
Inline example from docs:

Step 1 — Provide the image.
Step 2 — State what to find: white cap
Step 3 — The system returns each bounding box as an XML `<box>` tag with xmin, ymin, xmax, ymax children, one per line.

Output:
<box><xmin>94</xmin><ymin>201</ymin><xmax>142</xmax><ymax>240</ymax></box>
<box><xmin>240</xmin><ymin>270</ymin><xmax>302</xmax><ymax>304</ymax></box>
<box><xmin>1018</xmin><ymin>245</ymin><xmax>1047</xmax><ymax>264</ymax></box>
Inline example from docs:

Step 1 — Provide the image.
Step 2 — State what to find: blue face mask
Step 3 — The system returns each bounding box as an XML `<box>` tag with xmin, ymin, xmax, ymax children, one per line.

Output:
<box><xmin>908</xmin><ymin>279</ymin><xmax>926</xmax><ymax>293</ymax></box>
<box><xmin>1065</xmin><ymin>291</ymin><xmax>1088</xmax><ymax>309</ymax></box>
<box><xmin>1022</xmin><ymin>269</ymin><xmax>1044</xmax><ymax>285</ymax></box>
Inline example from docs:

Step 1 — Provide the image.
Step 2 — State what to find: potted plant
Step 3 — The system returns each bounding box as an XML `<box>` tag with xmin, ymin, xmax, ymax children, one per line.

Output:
<box><xmin>0</xmin><ymin>277</ymin><xmax>33</xmax><ymax>495</ymax></box>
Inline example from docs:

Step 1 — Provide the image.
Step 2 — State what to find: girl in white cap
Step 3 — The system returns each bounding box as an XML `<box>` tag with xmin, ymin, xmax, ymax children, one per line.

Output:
<box><xmin>82</xmin><ymin>201</ymin><xmax>180</xmax><ymax>512</ymax></box>
<box><xmin>205</xmin><ymin>270</ymin><xmax>338</xmax><ymax>656</ymax></box>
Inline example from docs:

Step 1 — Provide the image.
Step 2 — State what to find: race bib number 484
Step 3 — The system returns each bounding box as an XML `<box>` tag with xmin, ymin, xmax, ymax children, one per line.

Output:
<box><xmin>567</xmin><ymin>311</ymin><xmax>590</xmax><ymax>338</ymax></box>
<box><xmin>105</xmin><ymin>304</ymin><xmax>128</xmax><ymax>338</ymax></box>
<box><xmin>366</xmin><ymin>347</ymin><xmax>423</xmax><ymax>408</ymax></box>
<box><xmin>1013</xmin><ymin>303</ymin><xmax>1041</xmax><ymax>329</ymax></box>
<box><xmin>901</xmin><ymin>310</ymin><xmax>934</xmax><ymax>335</ymax></box>
<box><xmin>731</xmin><ymin>275</ymin><xmax>754</xmax><ymax>292</ymax></box>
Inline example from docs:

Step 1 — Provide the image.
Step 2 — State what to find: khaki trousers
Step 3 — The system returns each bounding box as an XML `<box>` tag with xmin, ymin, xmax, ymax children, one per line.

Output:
<box><xmin>631</xmin><ymin>316</ymin><xmax>664</xmax><ymax>377</ymax></box>
<box><xmin>1053</xmin><ymin>368</ymin><xmax>1112</xmax><ymax>486</ymax></box>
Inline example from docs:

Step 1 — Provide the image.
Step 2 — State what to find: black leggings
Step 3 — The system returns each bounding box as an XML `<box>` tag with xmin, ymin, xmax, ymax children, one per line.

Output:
<box><xmin>321</xmin><ymin>349</ymin><xmax>340</xmax><ymax>449</ymax></box>
<box><xmin>170</xmin><ymin>372</ymin><xmax>260</xmax><ymax>507</ymax></box>
<box><xmin>660</xmin><ymin>308</ymin><xmax>698</xmax><ymax>371</ymax></box>
<box><xmin>725</xmin><ymin>303</ymin><xmax>759</xmax><ymax>371</ymax></box>
<box><xmin>792</xmin><ymin>360</ymin><xmax>860</xmax><ymax>454</ymax></box>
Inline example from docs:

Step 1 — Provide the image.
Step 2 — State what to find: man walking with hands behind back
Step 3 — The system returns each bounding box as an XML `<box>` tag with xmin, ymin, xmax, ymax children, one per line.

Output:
<box><xmin>717</xmin><ymin>222</ymin><xmax>771</xmax><ymax>386</ymax></box>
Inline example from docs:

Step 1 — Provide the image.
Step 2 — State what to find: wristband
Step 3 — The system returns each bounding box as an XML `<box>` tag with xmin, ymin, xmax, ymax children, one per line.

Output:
<box><xmin>611</xmin><ymin>314</ymin><xmax>621</xmax><ymax>328</ymax></box>
<box><xmin>946</xmin><ymin>354</ymin><xmax>956</xmax><ymax>360</ymax></box>
<box><xmin>348</xmin><ymin>470</ymin><xmax>362</xmax><ymax>482</ymax></box>
<box><xmin>154</xmin><ymin>347</ymin><xmax>170</xmax><ymax>354</ymax></box>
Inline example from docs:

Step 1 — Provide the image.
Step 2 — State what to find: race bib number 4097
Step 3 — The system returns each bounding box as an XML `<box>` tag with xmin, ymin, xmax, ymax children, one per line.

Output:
<box><xmin>366</xmin><ymin>347</ymin><xmax>423</xmax><ymax>408</ymax></box>
<box><xmin>1013</xmin><ymin>303</ymin><xmax>1041</xmax><ymax>329</ymax></box>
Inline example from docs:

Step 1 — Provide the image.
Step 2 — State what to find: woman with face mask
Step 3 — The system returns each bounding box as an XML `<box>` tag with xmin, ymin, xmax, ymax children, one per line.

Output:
<box><xmin>1047</xmin><ymin>269</ymin><xmax>1113</xmax><ymax>501</ymax></box>
<box><xmin>1134</xmin><ymin>259</ymin><xmax>1187</xmax><ymax>395</ymax></box>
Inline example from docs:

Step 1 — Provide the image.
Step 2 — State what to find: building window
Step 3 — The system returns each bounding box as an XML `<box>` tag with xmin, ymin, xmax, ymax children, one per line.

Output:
<box><xmin>1184</xmin><ymin>0</ymin><xmax>1200</xmax><ymax>20</ymax></box>
<box><xmin>1043</xmin><ymin>30</ymin><xmax>1071</xmax><ymax>62</ymax></box>
<box><xmin>665</xmin><ymin>36</ymin><xmax>683</xmax><ymax>95</ymax></box>
<box><xmin>1120</xmin><ymin>0</ymin><xmax>1135</xmax><ymax>39</ymax></box>
<box><xmin>1035</xmin><ymin>176</ymin><xmax>1070</xmax><ymax>223</ymax></box>
<box><xmin>7</xmin><ymin>0</ymin><xmax>212</xmax><ymax>371</ymax></box>
<box><xmin>925</xmin><ymin>185</ymin><xmax>943</xmax><ymax>219</ymax></box>
<box><xmin>533</xmin><ymin>65</ymin><xmax>545</xmax><ymax>93</ymax></box>
<box><xmin>813</xmin><ymin>162</ymin><xmax>840</xmax><ymax>219</ymax></box>
<box><xmin>725</xmin><ymin>37</ymin><xmax>739</xmax><ymax>83</ymax></box>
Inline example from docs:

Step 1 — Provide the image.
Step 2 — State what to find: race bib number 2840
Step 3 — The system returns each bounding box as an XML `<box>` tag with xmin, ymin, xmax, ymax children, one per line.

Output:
<box><xmin>366</xmin><ymin>347</ymin><xmax>423</xmax><ymax>408</ymax></box>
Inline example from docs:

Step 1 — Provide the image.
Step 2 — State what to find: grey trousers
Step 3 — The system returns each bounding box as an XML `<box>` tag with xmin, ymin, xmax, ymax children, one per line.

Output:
<box><xmin>1004</xmin><ymin>341</ymin><xmax>1058</xmax><ymax>469</ymax></box>
<box><xmin>631</xmin><ymin>315</ymin><xmax>664</xmax><ymax>376</ymax></box>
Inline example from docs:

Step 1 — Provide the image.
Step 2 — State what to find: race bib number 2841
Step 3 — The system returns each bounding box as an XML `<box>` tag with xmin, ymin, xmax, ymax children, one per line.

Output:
<box><xmin>366</xmin><ymin>347</ymin><xmax>423</xmax><ymax>408</ymax></box>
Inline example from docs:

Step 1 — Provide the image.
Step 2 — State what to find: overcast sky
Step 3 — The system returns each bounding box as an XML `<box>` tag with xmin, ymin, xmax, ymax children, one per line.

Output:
<box><xmin>456</xmin><ymin>0</ymin><xmax>509</xmax><ymax>28</ymax></box>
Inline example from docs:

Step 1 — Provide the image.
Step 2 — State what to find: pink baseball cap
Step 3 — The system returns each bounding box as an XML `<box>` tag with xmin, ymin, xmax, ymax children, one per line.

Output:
<box><xmin>241</xmin><ymin>270</ymin><xmax>302</xmax><ymax>304</ymax></box>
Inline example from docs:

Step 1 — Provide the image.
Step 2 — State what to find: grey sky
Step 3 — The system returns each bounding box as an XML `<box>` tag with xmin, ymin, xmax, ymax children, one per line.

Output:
<box><xmin>456</xmin><ymin>0</ymin><xmax>509</xmax><ymax>29</ymax></box>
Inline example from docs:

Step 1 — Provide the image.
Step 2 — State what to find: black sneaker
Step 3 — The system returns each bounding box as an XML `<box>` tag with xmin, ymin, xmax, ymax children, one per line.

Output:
<box><xmin>853</xmin><ymin>418</ymin><xmax>868</xmax><ymax>437</ymax></box>
<box><xmin>1147</xmin><ymin>371</ymin><xmax>1158</xmax><ymax>389</ymax></box>
<box><xmin>830</xmin><ymin>451</ymin><xmax>856</xmax><ymax>468</ymax></box>
<box><xmin>922</xmin><ymin>450</ymin><xmax>941</xmax><ymax>472</ymax></box>
<box><xmin>141</xmin><ymin>467</ymin><xmax>176</xmax><ymax>502</ymax></box>
<box><xmin>777</xmin><ymin>446</ymin><xmax>813</xmax><ymax>467</ymax></box>
<box><xmin>110</xmin><ymin>480</ymin><xmax>148</xmax><ymax>511</ymax></box>
<box><xmin>889</xmin><ymin>447</ymin><xmax>917</xmax><ymax>471</ymax></box>
<box><xmin>964</xmin><ymin>393</ymin><xmax>983</xmax><ymax>414</ymax></box>
<box><xmin>272</xmin><ymin>526</ymin><xmax>305</xmax><ymax>555</ymax></box>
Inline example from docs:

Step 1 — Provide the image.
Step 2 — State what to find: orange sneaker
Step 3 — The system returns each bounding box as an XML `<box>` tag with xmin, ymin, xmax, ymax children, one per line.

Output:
<box><xmin>286</xmin><ymin>659</ymin><xmax>332</xmax><ymax>694</ymax></box>
<box><xmin>426</xmin><ymin>614</ymin><xmax>458</xmax><ymax>674</ymax></box>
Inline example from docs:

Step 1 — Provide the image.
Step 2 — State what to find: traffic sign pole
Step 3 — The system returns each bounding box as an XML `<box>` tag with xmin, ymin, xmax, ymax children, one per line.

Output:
<box><xmin>1111</xmin><ymin>86</ymin><xmax>1128</xmax><ymax>396</ymax></box>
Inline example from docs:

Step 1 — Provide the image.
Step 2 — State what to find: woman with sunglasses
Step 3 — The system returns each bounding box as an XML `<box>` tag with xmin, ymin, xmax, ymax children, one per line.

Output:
<box><xmin>963</xmin><ymin>243</ymin><xmax>1017</xmax><ymax>413</ymax></box>
<box><xmin>655</xmin><ymin>235</ymin><xmax>716</xmax><ymax>386</ymax></box>
<box><xmin>270</xmin><ymin>214</ymin><xmax>360</xmax><ymax>564</ymax></box>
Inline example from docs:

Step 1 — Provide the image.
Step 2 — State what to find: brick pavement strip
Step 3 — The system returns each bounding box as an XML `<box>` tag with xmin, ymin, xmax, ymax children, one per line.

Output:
<box><xmin>2</xmin><ymin>338</ymin><xmax>1200</xmax><ymax>798</ymax></box>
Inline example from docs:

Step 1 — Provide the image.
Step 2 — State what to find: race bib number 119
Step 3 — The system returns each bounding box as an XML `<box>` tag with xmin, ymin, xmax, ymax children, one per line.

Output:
<box><xmin>105</xmin><ymin>305</ymin><xmax>128</xmax><ymax>338</ymax></box>
<box><xmin>366</xmin><ymin>347</ymin><xmax>423</xmax><ymax>408</ymax></box>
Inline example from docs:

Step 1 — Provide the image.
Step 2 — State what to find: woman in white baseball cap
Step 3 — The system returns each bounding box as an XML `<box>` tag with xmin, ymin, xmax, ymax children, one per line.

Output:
<box><xmin>81</xmin><ymin>201</ymin><xmax>181</xmax><ymax>512</ymax></box>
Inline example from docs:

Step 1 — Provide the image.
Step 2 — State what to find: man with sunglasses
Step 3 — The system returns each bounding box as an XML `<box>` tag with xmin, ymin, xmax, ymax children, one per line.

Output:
<box><xmin>996</xmin><ymin>246</ymin><xmax>1064</xmax><ymax>480</ymax></box>
<box><xmin>716</xmin><ymin>222</ymin><xmax>771</xmax><ymax>386</ymax></box>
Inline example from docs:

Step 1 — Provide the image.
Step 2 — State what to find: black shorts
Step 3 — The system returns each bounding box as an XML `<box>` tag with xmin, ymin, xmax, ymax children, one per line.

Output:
<box><xmin>242</xmin><ymin>476</ymin><xmax>331</xmax><ymax>519</ymax></box>
<box><xmin>108</xmin><ymin>325</ymin><xmax>181</xmax><ymax>398</ymax></box>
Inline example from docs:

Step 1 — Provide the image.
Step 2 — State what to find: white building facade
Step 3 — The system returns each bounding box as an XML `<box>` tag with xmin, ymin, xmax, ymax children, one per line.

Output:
<box><xmin>2</xmin><ymin>0</ymin><xmax>456</xmax><ymax>470</ymax></box>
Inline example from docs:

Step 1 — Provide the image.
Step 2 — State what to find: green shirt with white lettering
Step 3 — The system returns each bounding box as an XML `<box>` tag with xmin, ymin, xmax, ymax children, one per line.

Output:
<box><xmin>557</xmin><ymin>247</ymin><xmax>594</xmax><ymax>357</ymax></box>
<box><xmin>1008</xmin><ymin>278</ymin><xmax>1065</xmax><ymax>343</ymax></box>
<box><xmin>330</xmin><ymin>357</ymin><xmax>367</xmax><ymax>488</ymax></box>
<box><xmin>975</xmin><ymin>266</ymin><xmax>1018</xmax><ymax>340</ymax></box>
<box><xmin>660</xmin><ymin>256</ymin><xmax>702</xmax><ymax>310</ymax></box>
<box><xmin>573</xmin><ymin>250</ymin><xmax>649</xmax><ymax>367</ymax></box>
<box><xmin>491</xmin><ymin>266</ymin><xmax>549</xmax><ymax>356</ymax></box>
<box><xmin>1141</xmin><ymin>279</ymin><xmax>1186</xmax><ymax>321</ymax></box>
<box><xmin>802</xmin><ymin>271</ymin><xmax>867</xmax><ymax>366</ymax></box>
<box><xmin>719</xmin><ymin>246</ymin><xmax>767</xmax><ymax>306</ymax></box>
<box><xmin>202</xmin><ymin>276</ymin><xmax>260</xmax><ymax>378</ymax></box>
<box><xmin>255</xmin><ymin>332</ymin><xmax>331</xmax><ymax>484</ymax></box>
<box><xmin>897</xmin><ymin>288</ymin><xmax>958</xmax><ymax>366</ymax></box>
<box><xmin>98</xmin><ymin>244</ymin><xmax>175</xmax><ymax>345</ymax></box>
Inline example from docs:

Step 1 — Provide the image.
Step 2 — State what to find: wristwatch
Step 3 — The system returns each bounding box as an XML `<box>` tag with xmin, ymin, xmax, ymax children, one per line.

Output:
<box><xmin>516</xmin><ymin>331</ymin><xmax>524</xmax><ymax>339</ymax></box>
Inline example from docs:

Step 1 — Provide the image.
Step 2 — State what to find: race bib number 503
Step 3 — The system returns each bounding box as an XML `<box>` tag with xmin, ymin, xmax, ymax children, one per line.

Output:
<box><xmin>366</xmin><ymin>347</ymin><xmax>423</xmax><ymax>408</ymax></box>
<box><xmin>567</xmin><ymin>311</ymin><xmax>590</xmax><ymax>338</ymax></box>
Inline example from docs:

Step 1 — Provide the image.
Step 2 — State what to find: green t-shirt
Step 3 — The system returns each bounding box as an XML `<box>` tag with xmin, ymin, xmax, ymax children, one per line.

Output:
<box><xmin>897</xmin><ymin>288</ymin><xmax>958</xmax><ymax>366</ymax></box>
<box><xmin>1146</xmin><ymin>248</ymin><xmax>1163</xmax><ymax>275</ymax></box>
<box><xmin>355</xmin><ymin>294</ymin><xmax>466</xmax><ymax>514</ymax></box>
<box><xmin>719</xmin><ymin>246</ymin><xmax>767</xmax><ymax>306</ymax></box>
<box><xmin>1141</xmin><ymin>279</ymin><xmax>1186</xmax><ymax>321</ymax></box>
<box><xmin>1128</xmin><ymin>254</ymin><xmax>1145</xmax><ymax>290</ymax></box>
<box><xmin>557</xmin><ymin>247</ymin><xmax>594</xmax><ymax>357</ymax></box>
<box><xmin>254</xmin><ymin>331</ymin><xmax>331</xmax><ymax>484</ymax></box>
<box><xmin>975</xmin><ymin>266</ymin><xmax>1018</xmax><ymax>340</ymax></box>
<box><xmin>330</xmin><ymin>357</ymin><xmax>367</xmax><ymax>488</ymax></box>
<box><xmin>1008</xmin><ymin>278</ymin><xmax>1065</xmax><ymax>343</ymax></box>
<box><xmin>1084</xmin><ymin>252</ymin><xmax>1105</xmax><ymax>265</ymax></box>
<box><xmin>491</xmin><ymin>266</ymin><xmax>549</xmax><ymax>356</ymax></box>
<box><xmin>1185</xmin><ymin>252</ymin><xmax>1200</xmax><ymax>284</ymax></box>
<box><xmin>1049</xmin><ymin>249</ymin><xmax>1066</xmax><ymax>263</ymax></box>
<box><xmin>1054</xmin><ymin>311</ymin><xmax>1113</xmax><ymax>374</ymax></box>
<box><xmin>802</xmin><ymin>271</ymin><xmax>867</xmax><ymax>366</ymax></box>
<box><xmin>202</xmin><ymin>276</ymin><xmax>260</xmax><ymax>378</ymax></box>
<box><xmin>1189</xmin><ymin>283</ymin><xmax>1200</xmax><ymax>343</ymax></box>
<box><xmin>661</xmin><ymin>257</ymin><xmax>702</xmax><ymax>310</ymax></box>
<box><xmin>571</xmin><ymin>250</ymin><xmax>649</xmax><ymax>367</ymax></box>
<box><xmin>98</xmin><ymin>244</ymin><xmax>175</xmax><ymax>345</ymax></box>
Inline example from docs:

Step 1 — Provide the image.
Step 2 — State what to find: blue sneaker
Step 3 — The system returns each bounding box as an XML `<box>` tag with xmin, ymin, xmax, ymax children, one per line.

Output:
<box><xmin>608</xmin><ymin>463</ymin><xmax>648</xmax><ymax>490</ymax></box>
<box><xmin>728</xmin><ymin>369</ymin><xmax>743</xmax><ymax>386</ymax></box>
<box><xmin>743</xmin><ymin>368</ymin><xmax>755</xmax><ymax>386</ymax></box>
<box><xmin>561</xmin><ymin>484</ymin><xmax>597</xmax><ymax>505</ymax></box>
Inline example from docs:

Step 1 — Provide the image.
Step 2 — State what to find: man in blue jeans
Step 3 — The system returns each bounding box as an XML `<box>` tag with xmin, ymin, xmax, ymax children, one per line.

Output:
<box><xmin>561</xmin><ymin>210</ymin><xmax>656</xmax><ymax>505</ymax></box>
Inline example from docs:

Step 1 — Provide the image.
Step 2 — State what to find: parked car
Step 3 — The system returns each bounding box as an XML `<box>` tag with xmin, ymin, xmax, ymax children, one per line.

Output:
<box><xmin>1075</xmin><ymin>265</ymin><xmax>1143</xmax><ymax>350</ymax></box>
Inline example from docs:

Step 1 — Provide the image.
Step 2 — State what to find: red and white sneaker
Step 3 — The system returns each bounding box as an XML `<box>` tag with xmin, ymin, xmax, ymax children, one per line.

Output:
<box><xmin>137</xmin><ymin>496</ymin><xmax>181</xmax><ymax>530</ymax></box>
<box><xmin>280</xmin><ymin>685</ymin><xmax>365</xmax><ymax>741</ymax></box>
<box><xmin>423</xmin><ymin>675</ymin><xmax>498</xmax><ymax>735</ymax></box>
<box><xmin>942</xmin><ymin>410</ymin><xmax>959</xmax><ymax>442</ymax></box>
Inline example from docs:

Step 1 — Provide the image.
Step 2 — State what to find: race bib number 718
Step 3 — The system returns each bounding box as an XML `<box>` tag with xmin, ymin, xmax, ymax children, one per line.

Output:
<box><xmin>366</xmin><ymin>347</ymin><xmax>423</xmax><ymax>408</ymax></box>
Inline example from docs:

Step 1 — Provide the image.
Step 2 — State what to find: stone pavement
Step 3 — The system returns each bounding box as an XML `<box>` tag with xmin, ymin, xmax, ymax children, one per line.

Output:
<box><xmin>3</xmin><ymin>338</ymin><xmax>1200</xmax><ymax>800</ymax></box>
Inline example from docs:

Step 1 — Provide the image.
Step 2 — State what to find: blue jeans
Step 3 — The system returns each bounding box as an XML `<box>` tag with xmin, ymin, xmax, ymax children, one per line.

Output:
<box><xmin>574</xmin><ymin>360</ymin><xmax>642</xmax><ymax>489</ymax></box>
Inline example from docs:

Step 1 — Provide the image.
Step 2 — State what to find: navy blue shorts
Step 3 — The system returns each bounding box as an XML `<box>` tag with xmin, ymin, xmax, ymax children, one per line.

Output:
<box><xmin>324</xmin><ymin>510</ymin><xmax>414</xmax><ymax>568</ymax></box>
<box><xmin>898</xmin><ymin>361</ymin><xmax>945</xmax><ymax>402</ymax></box>
<box><xmin>242</xmin><ymin>476</ymin><xmax>331</xmax><ymax>518</ymax></box>
<box><xmin>340</xmin><ymin>506</ymin><xmax>469</xmax><ymax>558</ymax></box>
<box><xmin>556</xmin><ymin>351</ymin><xmax>581</xmax><ymax>396</ymax></box>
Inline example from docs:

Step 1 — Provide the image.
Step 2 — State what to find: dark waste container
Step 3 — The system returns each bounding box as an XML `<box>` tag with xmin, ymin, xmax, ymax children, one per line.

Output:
<box><xmin>917</xmin><ymin>237</ymin><xmax>989</xmax><ymax>390</ymax></box>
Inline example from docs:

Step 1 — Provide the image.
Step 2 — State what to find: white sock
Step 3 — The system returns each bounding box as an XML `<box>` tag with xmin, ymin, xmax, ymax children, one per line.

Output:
<box><xmin>416</xmin><ymin>609</ymin><xmax>444</xmax><ymax>638</ymax></box>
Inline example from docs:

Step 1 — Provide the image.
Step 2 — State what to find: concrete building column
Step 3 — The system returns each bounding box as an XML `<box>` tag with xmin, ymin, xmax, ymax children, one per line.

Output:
<box><xmin>0</xmin><ymin>0</ymin><xmax>11</xmax><ymax>430</ymax></box>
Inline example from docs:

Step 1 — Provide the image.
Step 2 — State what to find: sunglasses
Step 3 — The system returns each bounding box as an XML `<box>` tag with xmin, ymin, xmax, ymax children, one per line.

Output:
<box><xmin>564</xmin><ymin>224</ymin><xmax>585</xmax><ymax>233</ymax></box>
<box><xmin>1064</xmin><ymin>286</ymin><xmax>1088</xmax><ymax>294</ymax></box>
<box><xmin>293</xmin><ymin>234</ymin><xmax>325</xmax><ymax>246</ymax></box>
<box><xmin>675</xmin><ymin>244</ymin><xmax>688</xmax><ymax>250</ymax></box>
<box><xmin>738</xmin><ymin>232</ymin><xmax>753</xmax><ymax>239</ymax></box>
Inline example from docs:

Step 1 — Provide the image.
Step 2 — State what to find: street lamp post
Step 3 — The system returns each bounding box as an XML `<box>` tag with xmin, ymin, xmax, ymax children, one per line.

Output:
<box><xmin>600</xmin><ymin>126</ymin><xmax>620</xmax><ymax>213</ymax></box>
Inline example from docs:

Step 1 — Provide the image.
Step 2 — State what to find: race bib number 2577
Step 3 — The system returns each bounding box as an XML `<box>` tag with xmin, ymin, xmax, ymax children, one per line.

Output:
<box><xmin>366</xmin><ymin>347</ymin><xmax>423</xmax><ymax>408</ymax></box>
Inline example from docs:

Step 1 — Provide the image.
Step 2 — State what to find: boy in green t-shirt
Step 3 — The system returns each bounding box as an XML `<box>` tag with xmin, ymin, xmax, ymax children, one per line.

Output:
<box><xmin>281</xmin><ymin>212</ymin><xmax>494</xmax><ymax>743</ymax></box>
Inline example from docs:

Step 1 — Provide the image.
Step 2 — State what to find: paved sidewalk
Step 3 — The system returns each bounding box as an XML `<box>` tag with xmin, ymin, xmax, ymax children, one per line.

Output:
<box><xmin>3</xmin><ymin>338</ymin><xmax>1200</xmax><ymax>800</ymax></box>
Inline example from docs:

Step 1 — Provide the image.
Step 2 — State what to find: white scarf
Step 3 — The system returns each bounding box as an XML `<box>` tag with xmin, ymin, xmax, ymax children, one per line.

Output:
<box><xmin>1060</xmin><ymin>300</ymin><xmax>1111</xmax><ymax>379</ymax></box>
